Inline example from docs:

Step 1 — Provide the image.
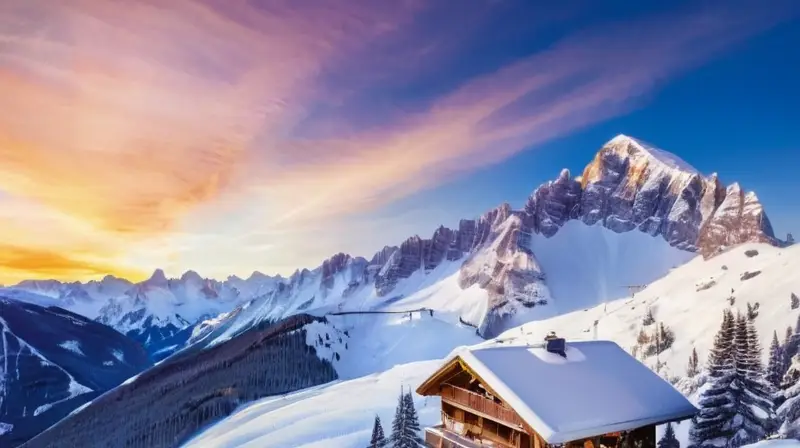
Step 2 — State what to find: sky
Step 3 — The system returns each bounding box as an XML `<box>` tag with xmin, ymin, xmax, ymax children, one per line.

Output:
<box><xmin>0</xmin><ymin>0</ymin><xmax>798</xmax><ymax>284</ymax></box>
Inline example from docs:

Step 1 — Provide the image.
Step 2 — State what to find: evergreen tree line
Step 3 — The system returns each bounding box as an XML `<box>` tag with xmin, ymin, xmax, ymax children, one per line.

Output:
<box><xmin>688</xmin><ymin>309</ymin><xmax>777</xmax><ymax>448</ymax></box>
<box><xmin>368</xmin><ymin>387</ymin><xmax>424</xmax><ymax>448</ymax></box>
<box><xmin>634</xmin><ymin>307</ymin><xmax>675</xmax><ymax>361</ymax></box>
<box><xmin>20</xmin><ymin>314</ymin><xmax>340</xmax><ymax>448</ymax></box>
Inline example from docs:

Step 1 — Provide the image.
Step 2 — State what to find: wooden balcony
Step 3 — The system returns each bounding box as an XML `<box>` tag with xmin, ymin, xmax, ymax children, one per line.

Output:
<box><xmin>425</xmin><ymin>427</ymin><xmax>443</xmax><ymax>447</ymax></box>
<box><xmin>440</xmin><ymin>384</ymin><xmax>525</xmax><ymax>429</ymax></box>
<box><xmin>424</xmin><ymin>426</ymin><xmax>483</xmax><ymax>448</ymax></box>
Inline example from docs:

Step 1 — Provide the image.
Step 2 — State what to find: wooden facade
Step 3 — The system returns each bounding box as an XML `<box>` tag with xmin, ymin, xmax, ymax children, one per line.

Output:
<box><xmin>416</xmin><ymin>356</ymin><xmax>658</xmax><ymax>448</ymax></box>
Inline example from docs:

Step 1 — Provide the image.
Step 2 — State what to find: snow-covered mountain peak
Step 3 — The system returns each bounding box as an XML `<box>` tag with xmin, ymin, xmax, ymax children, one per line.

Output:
<box><xmin>144</xmin><ymin>269</ymin><xmax>168</xmax><ymax>287</ymax></box>
<box><xmin>605</xmin><ymin>134</ymin><xmax>700</xmax><ymax>175</ymax></box>
<box><xmin>180</xmin><ymin>270</ymin><xmax>203</xmax><ymax>284</ymax></box>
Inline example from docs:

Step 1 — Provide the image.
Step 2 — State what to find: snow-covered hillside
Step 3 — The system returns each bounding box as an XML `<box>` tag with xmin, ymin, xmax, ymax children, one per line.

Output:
<box><xmin>185</xmin><ymin>242</ymin><xmax>799</xmax><ymax>447</ymax></box>
<box><xmin>0</xmin><ymin>297</ymin><xmax>151</xmax><ymax>447</ymax></box>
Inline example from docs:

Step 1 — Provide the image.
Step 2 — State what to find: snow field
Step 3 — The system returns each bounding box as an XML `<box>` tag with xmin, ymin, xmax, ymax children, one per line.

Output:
<box><xmin>188</xmin><ymin>243</ymin><xmax>799</xmax><ymax>447</ymax></box>
<box><xmin>184</xmin><ymin>360</ymin><xmax>443</xmax><ymax>448</ymax></box>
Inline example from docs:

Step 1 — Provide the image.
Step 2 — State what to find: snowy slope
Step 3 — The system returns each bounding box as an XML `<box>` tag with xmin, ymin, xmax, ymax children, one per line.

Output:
<box><xmin>190</xmin><ymin>220</ymin><xmax>695</xmax><ymax>351</ymax></box>
<box><xmin>185</xmin><ymin>242</ymin><xmax>799</xmax><ymax>447</ymax></box>
<box><xmin>528</xmin><ymin>220</ymin><xmax>695</xmax><ymax>313</ymax></box>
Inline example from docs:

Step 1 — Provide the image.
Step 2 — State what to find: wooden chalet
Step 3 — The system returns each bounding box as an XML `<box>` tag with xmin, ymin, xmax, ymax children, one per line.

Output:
<box><xmin>416</xmin><ymin>338</ymin><xmax>697</xmax><ymax>448</ymax></box>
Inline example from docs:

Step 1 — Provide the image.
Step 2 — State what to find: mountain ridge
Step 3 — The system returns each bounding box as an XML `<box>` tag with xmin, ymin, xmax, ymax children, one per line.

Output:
<box><xmin>3</xmin><ymin>134</ymin><xmax>780</xmax><ymax>347</ymax></box>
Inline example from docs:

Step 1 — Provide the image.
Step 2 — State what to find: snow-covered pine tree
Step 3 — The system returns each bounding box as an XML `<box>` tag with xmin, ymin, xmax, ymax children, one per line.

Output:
<box><xmin>777</xmin><ymin>354</ymin><xmax>800</xmax><ymax>438</ymax></box>
<box><xmin>370</xmin><ymin>415</ymin><xmax>388</xmax><ymax>448</ymax></box>
<box><xmin>400</xmin><ymin>391</ymin><xmax>424</xmax><ymax>447</ymax></box>
<box><xmin>659</xmin><ymin>322</ymin><xmax>675</xmax><ymax>351</ymax></box>
<box><xmin>689</xmin><ymin>309</ymin><xmax>736</xmax><ymax>448</ymax></box>
<box><xmin>390</xmin><ymin>388</ymin><xmax>407</xmax><ymax>447</ymax></box>
<box><xmin>784</xmin><ymin>326</ymin><xmax>797</xmax><ymax>376</ymax></box>
<box><xmin>643</xmin><ymin>307</ymin><xmax>656</xmax><ymax>326</ymax></box>
<box><xmin>687</xmin><ymin>347</ymin><xmax>700</xmax><ymax>378</ymax></box>
<box><xmin>746</xmin><ymin>302</ymin><xmax>760</xmax><ymax>321</ymax></box>
<box><xmin>637</xmin><ymin>328</ymin><xmax>651</xmax><ymax>345</ymax></box>
<box><xmin>728</xmin><ymin>314</ymin><xmax>777</xmax><ymax>446</ymax></box>
<box><xmin>658</xmin><ymin>422</ymin><xmax>680</xmax><ymax>448</ymax></box>
<box><xmin>768</xmin><ymin>330</ymin><xmax>786</xmax><ymax>388</ymax></box>
<box><xmin>791</xmin><ymin>293</ymin><xmax>799</xmax><ymax>311</ymax></box>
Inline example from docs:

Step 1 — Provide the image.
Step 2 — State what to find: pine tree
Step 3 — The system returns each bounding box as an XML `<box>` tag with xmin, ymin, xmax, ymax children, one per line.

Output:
<box><xmin>643</xmin><ymin>307</ymin><xmax>656</xmax><ymax>326</ymax></box>
<box><xmin>658</xmin><ymin>422</ymin><xmax>680</xmax><ymax>448</ymax></box>
<box><xmin>390</xmin><ymin>388</ymin><xmax>406</xmax><ymax>447</ymax></box>
<box><xmin>727</xmin><ymin>314</ymin><xmax>777</xmax><ymax>446</ymax></box>
<box><xmin>687</xmin><ymin>347</ymin><xmax>700</xmax><ymax>378</ymax></box>
<box><xmin>767</xmin><ymin>330</ymin><xmax>785</xmax><ymax>388</ymax></box>
<box><xmin>659</xmin><ymin>322</ymin><xmax>676</xmax><ymax>351</ymax></box>
<box><xmin>784</xmin><ymin>326</ymin><xmax>797</xmax><ymax>377</ymax></box>
<box><xmin>746</xmin><ymin>302</ymin><xmax>759</xmax><ymax>321</ymax></box>
<box><xmin>777</xmin><ymin>355</ymin><xmax>800</xmax><ymax>437</ymax></box>
<box><xmin>401</xmin><ymin>391</ymin><xmax>424</xmax><ymax>447</ymax></box>
<box><xmin>791</xmin><ymin>292</ymin><xmax>799</xmax><ymax>310</ymax></box>
<box><xmin>689</xmin><ymin>309</ymin><xmax>736</xmax><ymax>448</ymax></box>
<box><xmin>637</xmin><ymin>328</ymin><xmax>651</xmax><ymax>345</ymax></box>
<box><xmin>369</xmin><ymin>415</ymin><xmax>388</xmax><ymax>448</ymax></box>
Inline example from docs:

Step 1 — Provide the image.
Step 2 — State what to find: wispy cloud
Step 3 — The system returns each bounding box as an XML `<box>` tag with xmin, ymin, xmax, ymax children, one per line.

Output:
<box><xmin>0</xmin><ymin>0</ymin><xmax>795</xmax><ymax>281</ymax></box>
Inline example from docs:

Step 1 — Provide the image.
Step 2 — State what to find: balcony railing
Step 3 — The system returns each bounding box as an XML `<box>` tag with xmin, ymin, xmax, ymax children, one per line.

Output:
<box><xmin>425</xmin><ymin>427</ymin><xmax>443</xmax><ymax>447</ymax></box>
<box><xmin>440</xmin><ymin>384</ymin><xmax>525</xmax><ymax>429</ymax></box>
<box><xmin>424</xmin><ymin>427</ymin><xmax>482</xmax><ymax>448</ymax></box>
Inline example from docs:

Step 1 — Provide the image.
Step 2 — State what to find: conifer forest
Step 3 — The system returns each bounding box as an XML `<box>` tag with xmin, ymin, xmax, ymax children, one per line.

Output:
<box><xmin>18</xmin><ymin>314</ymin><xmax>338</xmax><ymax>448</ymax></box>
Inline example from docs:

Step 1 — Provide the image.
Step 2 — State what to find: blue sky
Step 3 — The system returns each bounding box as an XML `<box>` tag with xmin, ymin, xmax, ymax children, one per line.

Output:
<box><xmin>372</xmin><ymin>10</ymin><xmax>800</xmax><ymax>242</ymax></box>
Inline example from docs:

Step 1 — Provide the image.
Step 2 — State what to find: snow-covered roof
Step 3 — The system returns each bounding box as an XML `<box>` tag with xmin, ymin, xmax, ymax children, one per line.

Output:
<box><xmin>420</xmin><ymin>340</ymin><xmax>697</xmax><ymax>443</ymax></box>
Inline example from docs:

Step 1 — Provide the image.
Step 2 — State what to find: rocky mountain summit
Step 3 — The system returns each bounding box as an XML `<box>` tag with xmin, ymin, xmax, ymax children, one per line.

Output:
<box><xmin>5</xmin><ymin>135</ymin><xmax>779</xmax><ymax>344</ymax></box>
<box><xmin>524</xmin><ymin>135</ymin><xmax>776</xmax><ymax>257</ymax></box>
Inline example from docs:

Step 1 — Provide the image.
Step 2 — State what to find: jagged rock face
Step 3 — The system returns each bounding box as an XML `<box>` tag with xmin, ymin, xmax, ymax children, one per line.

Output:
<box><xmin>698</xmin><ymin>184</ymin><xmax>776</xmax><ymax>257</ymax></box>
<box><xmin>458</xmin><ymin>216</ymin><xmax>549</xmax><ymax>337</ymax></box>
<box><xmin>454</xmin><ymin>219</ymin><xmax>477</xmax><ymax>254</ymax></box>
<box><xmin>523</xmin><ymin>169</ymin><xmax>581</xmax><ymax>237</ymax></box>
<box><xmin>521</xmin><ymin>135</ymin><xmax>776</xmax><ymax>256</ymax></box>
<box><xmin>320</xmin><ymin>253</ymin><xmax>351</xmax><ymax>290</ymax></box>
<box><xmin>375</xmin><ymin>236</ymin><xmax>424</xmax><ymax>295</ymax></box>
<box><xmin>369</xmin><ymin>246</ymin><xmax>398</xmax><ymax>266</ymax></box>
<box><xmin>425</xmin><ymin>226</ymin><xmax>457</xmax><ymax>270</ymax></box>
